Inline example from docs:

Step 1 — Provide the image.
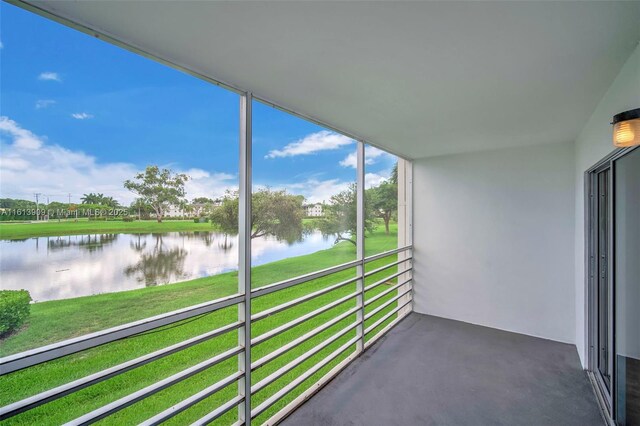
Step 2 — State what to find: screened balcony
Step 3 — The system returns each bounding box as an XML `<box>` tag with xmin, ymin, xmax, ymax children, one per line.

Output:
<box><xmin>281</xmin><ymin>313</ymin><xmax>603</xmax><ymax>426</ymax></box>
<box><xmin>1</xmin><ymin>1</ymin><xmax>639</xmax><ymax>426</ymax></box>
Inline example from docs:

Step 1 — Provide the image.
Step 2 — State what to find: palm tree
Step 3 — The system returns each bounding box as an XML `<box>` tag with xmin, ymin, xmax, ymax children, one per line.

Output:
<box><xmin>80</xmin><ymin>193</ymin><xmax>119</xmax><ymax>207</ymax></box>
<box><xmin>81</xmin><ymin>193</ymin><xmax>103</xmax><ymax>204</ymax></box>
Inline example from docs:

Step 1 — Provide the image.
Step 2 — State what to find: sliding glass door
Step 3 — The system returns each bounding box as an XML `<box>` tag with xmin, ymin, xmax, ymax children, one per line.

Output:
<box><xmin>590</xmin><ymin>164</ymin><xmax>614</xmax><ymax>407</ymax></box>
<box><xmin>614</xmin><ymin>148</ymin><xmax>640</xmax><ymax>426</ymax></box>
<box><xmin>597</xmin><ymin>167</ymin><xmax>613</xmax><ymax>394</ymax></box>
<box><xmin>587</xmin><ymin>146</ymin><xmax>639</xmax><ymax>426</ymax></box>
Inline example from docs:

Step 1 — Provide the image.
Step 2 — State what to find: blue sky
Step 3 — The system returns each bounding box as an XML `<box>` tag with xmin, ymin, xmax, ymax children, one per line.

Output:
<box><xmin>0</xmin><ymin>2</ymin><xmax>395</xmax><ymax>205</ymax></box>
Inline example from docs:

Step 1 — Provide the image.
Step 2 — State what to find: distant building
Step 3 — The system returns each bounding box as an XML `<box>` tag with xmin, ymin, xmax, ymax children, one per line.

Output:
<box><xmin>165</xmin><ymin>205</ymin><xmax>186</xmax><ymax>218</ymax></box>
<box><xmin>305</xmin><ymin>203</ymin><xmax>324</xmax><ymax>217</ymax></box>
<box><xmin>190</xmin><ymin>203</ymin><xmax>214</xmax><ymax>217</ymax></box>
<box><xmin>165</xmin><ymin>201</ymin><xmax>219</xmax><ymax>218</ymax></box>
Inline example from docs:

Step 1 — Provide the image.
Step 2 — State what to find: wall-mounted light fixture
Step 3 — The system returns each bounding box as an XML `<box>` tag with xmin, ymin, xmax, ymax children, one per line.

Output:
<box><xmin>612</xmin><ymin>108</ymin><xmax>640</xmax><ymax>148</ymax></box>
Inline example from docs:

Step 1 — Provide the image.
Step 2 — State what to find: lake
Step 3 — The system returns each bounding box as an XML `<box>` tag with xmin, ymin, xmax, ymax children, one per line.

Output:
<box><xmin>0</xmin><ymin>230</ymin><xmax>337</xmax><ymax>302</ymax></box>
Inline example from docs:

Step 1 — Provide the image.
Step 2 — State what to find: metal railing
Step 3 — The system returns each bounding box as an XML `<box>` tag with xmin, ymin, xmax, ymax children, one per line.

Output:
<box><xmin>0</xmin><ymin>1</ymin><xmax>417</xmax><ymax>421</ymax></box>
<box><xmin>0</xmin><ymin>245</ymin><xmax>413</xmax><ymax>425</ymax></box>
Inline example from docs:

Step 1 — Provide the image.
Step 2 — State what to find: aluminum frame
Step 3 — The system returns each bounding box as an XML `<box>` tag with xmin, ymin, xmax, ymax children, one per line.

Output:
<box><xmin>0</xmin><ymin>4</ymin><xmax>416</xmax><ymax>423</ymax></box>
<box><xmin>251</xmin><ymin>306</ymin><xmax>360</xmax><ymax>372</ymax></box>
<box><xmin>238</xmin><ymin>92</ymin><xmax>253</xmax><ymax>424</ymax></box>
<box><xmin>1</xmin><ymin>251</ymin><xmax>413</xmax><ymax>424</ymax></box>
<box><xmin>584</xmin><ymin>145</ymin><xmax>639</xmax><ymax>424</ymax></box>
<box><xmin>139</xmin><ymin>371</ymin><xmax>244</xmax><ymax>426</ymax></box>
<box><xmin>356</xmin><ymin>141</ymin><xmax>366</xmax><ymax>352</ymax></box>
<box><xmin>65</xmin><ymin>346</ymin><xmax>244</xmax><ymax>425</ymax></box>
<box><xmin>0</xmin><ymin>293</ymin><xmax>244</xmax><ymax>375</ymax></box>
<box><xmin>0</xmin><ymin>321</ymin><xmax>242</xmax><ymax>419</ymax></box>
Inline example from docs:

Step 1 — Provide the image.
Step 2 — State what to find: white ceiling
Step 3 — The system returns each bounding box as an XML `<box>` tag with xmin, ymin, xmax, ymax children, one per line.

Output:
<box><xmin>24</xmin><ymin>0</ymin><xmax>640</xmax><ymax>159</ymax></box>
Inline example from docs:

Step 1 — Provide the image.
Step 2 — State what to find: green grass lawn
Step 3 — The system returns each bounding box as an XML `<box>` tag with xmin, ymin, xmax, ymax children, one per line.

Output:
<box><xmin>0</xmin><ymin>219</ymin><xmax>216</xmax><ymax>240</ymax></box>
<box><xmin>0</xmin><ymin>224</ymin><xmax>408</xmax><ymax>425</ymax></box>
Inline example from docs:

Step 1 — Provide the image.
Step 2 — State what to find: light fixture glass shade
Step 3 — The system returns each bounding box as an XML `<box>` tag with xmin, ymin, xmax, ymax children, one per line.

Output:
<box><xmin>613</xmin><ymin>109</ymin><xmax>640</xmax><ymax>148</ymax></box>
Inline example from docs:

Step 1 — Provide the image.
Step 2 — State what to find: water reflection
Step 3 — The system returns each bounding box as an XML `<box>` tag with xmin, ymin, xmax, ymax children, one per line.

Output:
<box><xmin>125</xmin><ymin>235</ymin><xmax>188</xmax><ymax>286</ymax></box>
<box><xmin>0</xmin><ymin>230</ymin><xmax>335</xmax><ymax>302</ymax></box>
<box><xmin>47</xmin><ymin>234</ymin><xmax>119</xmax><ymax>253</ymax></box>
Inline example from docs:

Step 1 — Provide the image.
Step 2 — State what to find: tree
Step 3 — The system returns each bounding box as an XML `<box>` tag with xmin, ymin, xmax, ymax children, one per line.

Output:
<box><xmin>209</xmin><ymin>191</ymin><xmax>239</xmax><ymax>235</ymax></box>
<box><xmin>192</xmin><ymin>197</ymin><xmax>214</xmax><ymax>204</ymax></box>
<box><xmin>80</xmin><ymin>193</ymin><xmax>120</xmax><ymax>208</ymax></box>
<box><xmin>209</xmin><ymin>188</ymin><xmax>305</xmax><ymax>243</ymax></box>
<box><xmin>368</xmin><ymin>181</ymin><xmax>397</xmax><ymax>234</ymax></box>
<box><xmin>319</xmin><ymin>184</ymin><xmax>375</xmax><ymax>245</ymax></box>
<box><xmin>101</xmin><ymin>196</ymin><xmax>120</xmax><ymax>208</ymax></box>
<box><xmin>252</xmin><ymin>189</ymin><xmax>305</xmax><ymax>242</ymax></box>
<box><xmin>130</xmin><ymin>198</ymin><xmax>154</xmax><ymax>220</ymax></box>
<box><xmin>390</xmin><ymin>161</ymin><xmax>398</xmax><ymax>185</ymax></box>
<box><xmin>81</xmin><ymin>193</ymin><xmax>103</xmax><ymax>204</ymax></box>
<box><xmin>124</xmin><ymin>166</ymin><xmax>189</xmax><ymax>223</ymax></box>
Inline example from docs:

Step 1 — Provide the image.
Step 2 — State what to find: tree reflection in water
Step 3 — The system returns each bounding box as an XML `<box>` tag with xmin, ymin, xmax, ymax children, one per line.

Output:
<box><xmin>0</xmin><ymin>229</ymin><xmax>338</xmax><ymax>301</ymax></box>
<box><xmin>125</xmin><ymin>234</ymin><xmax>188</xmax><ymax>286</ymax></box>
<box><xmin>218</xmin><ymin>234</ymin><xmax>233</xmax><ymax>251</ymax></box>
<box><xmin>177</xmin><ymin>231</ymin><xmax>215</xmax><ymax>247</ymax></box>
<box><xmin>47</xmin><ymin>234</ymin><xmax>119</xmax><ymax>253</ymax></box>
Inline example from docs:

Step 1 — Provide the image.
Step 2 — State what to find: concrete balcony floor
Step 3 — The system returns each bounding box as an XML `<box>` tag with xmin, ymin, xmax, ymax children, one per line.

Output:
<box><xmin>281</xmin><ymin>313</ymin><xmax>604</xmax><ymax>426</ymax></box>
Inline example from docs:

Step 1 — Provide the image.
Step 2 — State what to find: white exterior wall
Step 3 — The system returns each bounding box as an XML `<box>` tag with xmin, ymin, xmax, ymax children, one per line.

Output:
<box><xmin>306</xmin><ymin>204</ymin><xmax>324</xmax><ymax>217</ymax></box>
<box><xmin>412</xmin><ymin>142</ymin><xmax>576</xmax><ymax>343</ymax></box>
<box><xmin>573</xmin><ymin>45</ymin><xmax>640</xmax><ymax>366</ymax></box>
<box><xmin>411</xmin><ymin>45</ymin><xmax>639</xmax><ymax>362</ymax></box>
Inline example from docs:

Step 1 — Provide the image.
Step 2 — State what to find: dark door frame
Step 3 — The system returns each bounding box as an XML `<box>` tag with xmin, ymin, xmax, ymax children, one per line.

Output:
<box><xmin>585</xmin><ymin>145</ymin><xmax>638</xmax><ymax>423</ymax></box>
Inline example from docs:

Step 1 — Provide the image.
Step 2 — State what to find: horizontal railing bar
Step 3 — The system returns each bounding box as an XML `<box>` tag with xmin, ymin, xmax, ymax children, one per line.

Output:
<box><xmin>0</xmin><ymin>293</ymin><xmax>244</xmax><ymax>375</ymax></box>
<box><xmin>65</xmin><ymin>346</ymin><xmax>244</xmax><ymax>425</ymax></box>
<box><xmin>251</xmin><ymin>291</ymin><xmax>358</xmax><ymax>347</ymax></box>
<box><xmin>0</xmin><ymin>321</ymin><xmax>242</xmax><ymax>421</ymax></box>
<box><xmin>363</xmin><ymin>257</ymin><xmax>412</xmax><ymax>279</ymax></box>
<box><xmin>252</xmin><ymin>276</ymin><xmax>358</xmax><ymax>322</ymax></box>
<box><xmin>190</xmin><ymin>394</ymin><xmax>245</xmax><ymax>426</ymax></box>
<box><xmin>365</xmin><ymin>278</ymin><xmax>412</xmax><ymax>307</ymax></box>
<box><xmin>364</xmin><ymin>268</ymin><xmax>412</xmax><ymax>293</ymax></box>
<box><xmin>364</xmin><ymin>288</ymin><xmax>412</xmax><ymax>321</ymax></box>
<box><xmin>365</xmin><ymin>298</ymin><xmax>413</xmax><ymax>335</ymax></box>
<box><xmin>364</xmin><ymin>308</ymin><xmax>412</xmax><ymax>351</ymax></box>
<box><xmin>363</xmin><ymin>245</ymin><xmax>412</xmax><ymax>263</ymax></box>
<box><xmin>251</xmin><ymin>335</ymin><xmax>358</xmax><ymax>418</ymax></box>
<box><xmin>140</xmin><ymin>371</ymin><xmax>243</xmax><ymax>426</ymax></box>
<box><xmin>252</xmin><ymin>306</ymin><xmax>359</xmax><ymax>371</ymax></box>
<box><xmin>251</xmin><ymin>259</ymin><xmax>360</xmax><ymax>298</ymax></box>
<box><xmin>252</xmin><ymin>320</ymin><xmax>360</xmax><ymax>394</ymax></box>
<box><xmin>262</xmin><ymin>349</ymin><xmax>358</xmax><ymax>426</ymax></box>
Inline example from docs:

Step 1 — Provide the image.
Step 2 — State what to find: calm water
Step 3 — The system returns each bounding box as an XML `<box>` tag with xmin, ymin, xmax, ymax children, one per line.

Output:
<box><xmin>0</xmin><ymin>231</ymin><xmax>336</xmax><ymax>302</ymax></box>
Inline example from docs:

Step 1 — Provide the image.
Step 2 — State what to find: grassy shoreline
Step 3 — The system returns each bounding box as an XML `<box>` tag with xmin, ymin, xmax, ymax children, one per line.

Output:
<box><xmin>0</xmin><ymin>224</ymin><xmax>403</xmax><ymax>425</ymax></box>
<box><xmin>0</xmin><ymin>218</ymin><xmax>323</xmax><ymax>240</ymax></box>
<box><xmin>0</xmin><ymin>219</ymin><xmax>216</xmax><ymax>240</ymax></box>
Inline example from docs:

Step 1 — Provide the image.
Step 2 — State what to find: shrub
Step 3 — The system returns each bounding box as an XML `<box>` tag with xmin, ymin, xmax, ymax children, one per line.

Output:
<box><xmin>0</xmin><ymin>290</ymin><xmax>31</xmax><ymax>336</ymax></box>
<box><xmin>122</xmin><ymin>216</ymin><xmax>134</xmax><ymax>222</ymax></box>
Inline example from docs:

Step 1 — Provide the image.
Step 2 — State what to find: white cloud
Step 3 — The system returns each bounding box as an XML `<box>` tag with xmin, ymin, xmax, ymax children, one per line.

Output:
<box><xmin>71</xmin><ymin>112</ymin><xmax>94</xmax><ymax>120</ymax></box>
<box><xmin>265</xmin><ymin>130</ymin><xmax>354</xmax><ymax>159</ymax></box>
<box><xmin>38</xmin><ymin>72</ymin><xmax>61</xmax><ymax>82</ymax></box>
<box><xmin>365</xmin><ymin>172</ymin><xmax>387</xmax><ymax>189</ymax></box>
<box><xmin>259</xmin><ymin>178</ymin><xmax>351</xmax><ymax>204</ymax></box>
<box><xmin>0</xmin><ymin>116</ymin><xmax>44</xmax><ymax>149</ymax></box>
<box><xmin>339</xmin><ymin>146</ymin><xmax>389</xmax><ymax>168</ymax></box>
<box><xmin>182</xmin><ymin>169</ymin><xmax>237</xmax><ymax>201</ymax></box>
<box><xmin>35</xmin><ymin>100</ymin><xmax>56</xmax><ymax>109</ymax></box>
<box><xmin>0</xmin><ymin>116</ymin><xmax>236</xmax><ymax>205</ymax></box>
